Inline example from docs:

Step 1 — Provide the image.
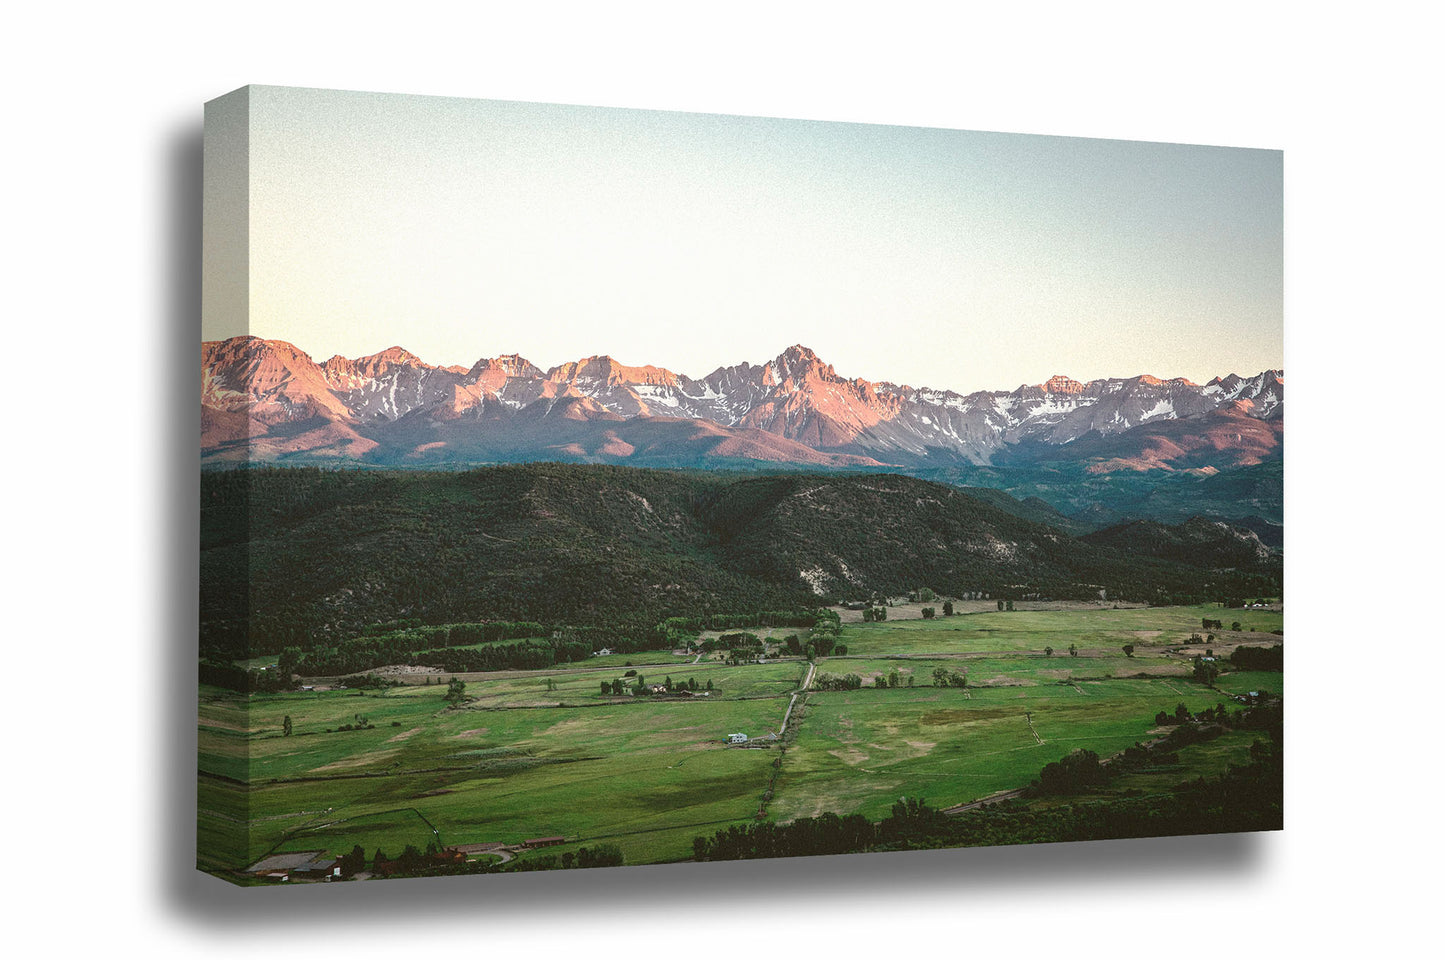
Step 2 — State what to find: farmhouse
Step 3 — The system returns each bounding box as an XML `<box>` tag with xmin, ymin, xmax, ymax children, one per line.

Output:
<box><xmin>290</xmin><ymin>858</ymin><xmax>339</xmax><ymax>880</ymax></box>
<box><xmin>523</xmin><ymin>836</ymin><xmax>566</xmax><ymax>849</ymax></box>
<box><xmin>727</xmin><ymin>732</ymin><xmax>748</xmax><ymax>744</ymax></box>
<box><xmin>245</xmin><ymin>850</ymin><xmax>339</xmax><ymax>881</ymax></box>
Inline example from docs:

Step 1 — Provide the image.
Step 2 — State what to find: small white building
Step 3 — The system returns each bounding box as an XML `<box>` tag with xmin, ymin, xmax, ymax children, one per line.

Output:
<box><xmin>727</xmin><ymin>733</ymin><xmax>748</xmax><ymax>744</ymax></box>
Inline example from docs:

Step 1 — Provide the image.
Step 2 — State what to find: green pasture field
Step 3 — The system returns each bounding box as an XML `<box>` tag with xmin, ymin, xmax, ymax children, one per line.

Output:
<box><xmin>1213</xmin><ymin>669</ymin><xmax>1284</xmax><ymax>699</ymax></box>
<box><xmin>837</xmin><ymin>604</ymin><xmax>1283</xmax><ymax>658</ymax></box>
<box><xmin>200</xmin><ymin>672</ymin><xmax>796</xmax><ymax>868</ymax></box>
<box><xmin>549</xmin><ymin>651</ymin><xmax>698</xmax><ymax>670</ymax></box>
<box><xmin>201</xmin><ymin>605</ymin><xmax>1282</xmax><ymax>876</ymax></box>
<box><xmin>820</xmin><ymin>654</ymin><xmax>1193</xmax><ymax>689</ymax></box>
<box><xmin>373</xmin><ymin>659</ymin><xmax>806</xmax><ymax>708</ymax></box>
<box><xmin>768</xmin><ymin>674</ymin><xmax>1226</xmax><ymax>823</ymax></box>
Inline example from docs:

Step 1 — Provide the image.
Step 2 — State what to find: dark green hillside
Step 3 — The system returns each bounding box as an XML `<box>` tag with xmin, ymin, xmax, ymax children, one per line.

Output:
<box><xmin>1082</xmin><ymin>516</ymin><xmax>1279</xmax><ymax>571</ymax></box>
<box><xmin>202</xmin><ymin>464</ymin><xmax>808</xmax><ymax>657</ymax></box>
<box><xmin>201</xmin><ymin>465</ymin><xmax>1282</xmax><ymax>659</ymax></box>
<box><xmin>955</xmin><ymin>486</ymin><xmax>1094</xmax><ymax>536</ymax></box>
<box><xmin>907</xmin><ymin>459</ymin><xmax>1282</xmax><ymax>531</ymax></box>
<box><xmin>698</xmin><ymin>472</ymin><xmax>1274</xmax><ymax>603</ymax></box>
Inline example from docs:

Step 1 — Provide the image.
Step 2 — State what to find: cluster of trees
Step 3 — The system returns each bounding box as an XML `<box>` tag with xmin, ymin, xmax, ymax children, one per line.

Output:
<box><xmin>813</xmin><ymin>670</ymin><xmax>913</xmax><ymax>691</ymax></box>
<box><xmin>693</xmin><ymin>811</ymin><xmax>879</xmax><ymax>861</ymax></box>
<box><xmin>1153</xmin><ymin>698</ymin><xmax>1264</xmax><ymax>729</ymax></box>
<box><xmin>369</xmin><ymin>843</ymin><xmax>466</xmax><ymax>878</ymax></box>
<box><xmin>359</xmin><ymin>841</ymin><xmax>626</xmax><ymax>879</ymax></box>
<box><xmin>200</xmin><ymin>659</ymin><xmax>260</xmax><ymax>693</ymax></box>
<box><xmin>330</xmin><ymin>713</ymin><xmax>375</xmax><ymax>732</ymax></box>
<box><xmin>814</xmin><ymin>673</ymin><xmax>864</xmax><ymax>691</ymax></box>
<box><xmin>1033</xmin><ymin>749</ymin><xmax>1108</xmax><ymax>795</ymax></box>
<box><xmin>443</xmin><ymin>677</ymin><xmax>467</xmax><ymax>705</ymax></box>
<box><xmin>469</xmin><ymin>845</ymin><xmax>626</xmax><ymax>874</ymax></box>
<box><xmin>653</xmin><ymin>676</ymin><xmax>704</xmax><ymax>696</ymax></box>
<box><xmin>931</xmin><ymin>666</ymin><xmax>968</xmax><ymax>688</ymax></box>
<box><xmin>716</xmin><ymin>632</ymin><xmax>765</xmax><ymax>664</ymax></box>
<box><xmin>1230</xmin><ymin>645</ymin><xmax>1283</xmax><ymax>671</ymax></box>
<box><xmin>601</xmin><ymin>675</ymin><xmax>715</xmax><ymax>696</ymax></box>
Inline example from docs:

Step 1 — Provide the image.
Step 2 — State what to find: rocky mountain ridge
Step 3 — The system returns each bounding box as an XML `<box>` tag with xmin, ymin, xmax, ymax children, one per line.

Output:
<box><xmin>201</xmin><ymin>336</ymin><xmax>1282</xmax><ymax>469</ymax></box>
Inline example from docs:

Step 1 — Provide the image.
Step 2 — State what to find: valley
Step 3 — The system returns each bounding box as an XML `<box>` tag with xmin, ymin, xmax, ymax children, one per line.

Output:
<box><xmin>200</xmin><ymin>599</ymin><xmax>1282</xmax><ymax>879</ymax></box>
<box><xmin>199</xmin><ymin>461</ymin><xmax>1281</xmax><ymax>882</ymax></box>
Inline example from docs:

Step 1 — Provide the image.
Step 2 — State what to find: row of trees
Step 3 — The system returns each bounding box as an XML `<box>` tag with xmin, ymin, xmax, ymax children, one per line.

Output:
<box><xmin>1154</xmin><ymin>701</ymin><xmax>1233</xmax><ymax>726</ymax></box>
<box><xmin>814</xmin><ymin>673</ymin><xmax>864</xmax><ymax>691</ymax></box>
<box><xmin>362</xmin><ymin>842</ymin><xmax>625</xmax><ymax>878</ymax></box>
<box><xmin>600</xmin><ymin>675</ymin><xmax>714</xmax><ymax>696</ymax></box>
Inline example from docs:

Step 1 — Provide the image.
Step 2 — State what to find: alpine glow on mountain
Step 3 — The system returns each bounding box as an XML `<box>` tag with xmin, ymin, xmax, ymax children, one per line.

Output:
<box><xmin>202</xmin><ymin>336</ymin><xmax>1282</xmax><ymax>470</ymax></box>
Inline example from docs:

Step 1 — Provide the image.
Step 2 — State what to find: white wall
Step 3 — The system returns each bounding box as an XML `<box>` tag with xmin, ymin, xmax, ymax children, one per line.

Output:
<box><xmin>6</xmin><ymin>2</ymin><xmax>1434</xmax><ymax>956</ymax></box>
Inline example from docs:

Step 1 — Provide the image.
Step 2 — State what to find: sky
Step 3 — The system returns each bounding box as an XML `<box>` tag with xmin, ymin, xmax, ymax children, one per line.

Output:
<box><xmin>206</xmin><ymin>84</ymin><xmax>1282</xmax><ymax>394</ymax></box>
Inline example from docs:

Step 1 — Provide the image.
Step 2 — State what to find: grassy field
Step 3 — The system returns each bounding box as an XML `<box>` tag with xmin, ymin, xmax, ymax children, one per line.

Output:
<box><xmin>201</xmin><ymin>604</ymin><xmax>1281</xmax><ymax>876</ymax></box>
<box><xmin>837</xmin><ymin>603</ymin><xmax>1282</xmax><ymax>658</ymax></box>
<box><xmin>199</xmin><ymin>664</ymin><xmax>798</xmax><ymax>867</ymax></box>
<box><xmin>768</xmin><ymin>676</ymin><xmax>1226</xmax><ymax>823</ymax></box>
<box><xmin>367</xmin><ymin>659</ymin><xmax>806</xmax><ymax>708</ymax></box>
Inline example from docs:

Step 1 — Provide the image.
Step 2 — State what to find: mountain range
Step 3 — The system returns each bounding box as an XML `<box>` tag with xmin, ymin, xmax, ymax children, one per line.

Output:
<box><xmin>201</xmin><ymin>336</ymin><xmax>1282</xmax><ymax>472</ymax></box>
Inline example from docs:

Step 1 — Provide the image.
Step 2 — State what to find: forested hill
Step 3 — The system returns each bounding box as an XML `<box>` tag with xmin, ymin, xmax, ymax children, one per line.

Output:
<box><xmin>201</xmin><ymin>464</ymin><xmax>1282</xmax><ymax>657</ymax></box>
<box><xmin>1082</xmin><ymin>516</ymin><xmax>1280</xmax><ymax>569</ymax></box>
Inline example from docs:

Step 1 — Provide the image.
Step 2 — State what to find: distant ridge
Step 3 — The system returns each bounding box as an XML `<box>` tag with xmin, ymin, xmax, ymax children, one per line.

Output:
<box><xmin>202</xmin><ymin>336</ymin><xmax>1282</xmax><ymax>470</ymax></box>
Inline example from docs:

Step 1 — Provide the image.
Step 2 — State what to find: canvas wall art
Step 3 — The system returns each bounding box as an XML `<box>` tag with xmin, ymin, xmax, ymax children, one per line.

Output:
<box><xmin>199</xmin><ymin>85</ymin><xmax>1282</xmax><ymax>885</ymax></box>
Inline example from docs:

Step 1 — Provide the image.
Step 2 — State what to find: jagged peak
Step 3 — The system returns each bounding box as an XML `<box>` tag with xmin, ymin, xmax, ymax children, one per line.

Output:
<box><xmin>204</xmin><ymin>335</ymin><xmax>318</xmax><ymax>366</ymax></box>
<box><xmin>772</xmin><ymin>344</ymin><xmax>836</xmax><ymax>380</ymax></box>
<box><xmin>545</xmin><ymin>355</ymin><xmax>680</xmax><ymax>387</ymax></box>
<box><xmin>1041</xmin><ymin>374</ymin><xmax>1085</xmax><ymax>395</ymax></box>
<box><xmin>468</xmin><ymin>353</ymin><xmax>542</xmax><ymax>379</ymax></box>
<box><xmin>359</xmin><ymin>345</ymin><xmax>422</xmax><ymax>366</ymax></box>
